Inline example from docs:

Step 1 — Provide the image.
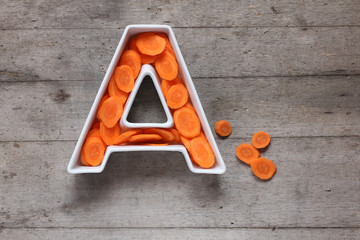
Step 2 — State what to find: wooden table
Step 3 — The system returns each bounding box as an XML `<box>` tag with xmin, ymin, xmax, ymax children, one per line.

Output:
<box><xmin>1</xmin><ymin>1</ymin><xmax>359</xmax><ymax>239</ymax></box>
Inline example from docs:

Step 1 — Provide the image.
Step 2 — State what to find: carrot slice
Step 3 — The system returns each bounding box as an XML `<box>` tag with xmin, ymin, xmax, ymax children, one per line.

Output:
<box><xmin>161</xmin><ymin>76</ymin><xmax>182</xmax><ymax>96</ymax></box>
<box><xmin>180</xmin><ymin>136</ymin><xmax>191</xmax><ymax>152</ymax></box>
<box><xmin>169</xmin><ymin>129</ymin><xmax>180</xmax><ymax>143</ymax></box>
<box><xmin>114</xmin><ymin>65</ymin><xmax>135</xmax><ymax>93</ymax></box>
<box><xmin>166</xmin><ymin>84</ymin><xmax>189</xmax><ymax>109</ymax></box>
<box><xmin>174</xmin><ymin>107</ymin><xmax>201</xmax><ymax>138</ymax></box>
<box><xmin>214</xmin><ymin>120</ymin><xmax>232</xmax><ymax>137</ymax></box>
<box><xmin>143</xmin><ymin>128</ymin><xmax>174</xmax><ymax>142</ymax></box>
<box><xmin>129</xmin><ymin>36</ymin><xmax>157</xmax><ymax>64</ymax></box>
<box><xmin>164</xmin><ymin>45</ymin><xmax>175</xmax><ymax>58</ymax></box>
<box><xmin>113</xmin><ymin>129</ymin><xmax>142</xmax><ymax>145</ymax></box>
<box><xmin>136</xmin><ymin>32</ymin><xmax>166</xmax><ymax>56</ymax></box>
<box><xmin>252</xmin><ymin>131</ymin><xmax>271</xmax><ymax>149</ymax></box>
<box><xmin>119</xmin><ymin>50</ymin><xmax>141</xmax><ymax>77</ymax></box>
<box><xmin>83</xmin><ymin>136</ymin><xmax>106</xmax><ymax>166</ymax></box>
<box><xmin>96</xmin><ymin>94</ymin><xmax>109</xmax><ymax>120</ymax></box>
<box><xmin>236</xmin><ymin>143</ymin><xmax>260</xmax><ymax>165</ymax></box>
<box><xmin>251</xmin><ymin>157</ymin><xmax>276</xmax><ymax>180</ymax></box>
<box><xmin>155</xmin><ymin>50</ymin><xmax>178</xmax><ymax>80</ymax></box>
<box><xmin>80</xmin><ymin>147</ymin><xmax>91</xmax><ymax>166</ymax></box>
<box><xmin>99</xmin><ymin>122</ymin><xmax>120</xmax><ymax>145</ymax></box>
<box><xmin>87</xmin><ymin>128</ymin><xmax>101</xmax><ymax>138</ymax></box>
<box><xmin>98</xmin><ymin>96</ymin><xmax>124</xmax><ymax>128</ymax></box>
<box><xmin>128</xmin><ymin>134</ymin><xmax>162</xmax><ymax>143</ymax></box>
<box><xmin>92</xmin><ymin>121</ymin><xmax>100</xmax><ymax>129</ymax></box>
<box><xmin>108</xmin><ymin>75</ymin><xmax>129</xmax><ymax>103</ymax></box>
<box><xmin>190</xmin><ymin>137</ymin><xmax>215</xmax><ymax>168</ymax></box>
<box><xmin>156</xmin><ymin>32</ymin><xmax>171</xmax><ymax>47</ymax></box>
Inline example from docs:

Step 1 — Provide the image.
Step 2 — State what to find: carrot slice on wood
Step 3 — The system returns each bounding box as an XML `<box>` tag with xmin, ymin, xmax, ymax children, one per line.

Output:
<box><xmin>252</xmin><ymin>131</ymin><xmax>271</xmax><ymax>149</ymax></box>
<box><xmin>114</xmin><ymin>65</ymin><xmax>135</xmax><ymax>93</ymax></box>
<box><xmin>108</xmin><ymin>75</ymin><xmax>129</xmax><ymax>103</ymax></box>
<box><xmin>136</xmin><ymin>32</ymin><xmax>166</xmax><ymax>56</ymax></box>
<box><xmin>92</xmin><ymin>121</ymin><xmax>100</xmax><ymax>129</ymax></box>
<box><xmin>155</xmin><ymin>50</ymin><xmax>178</xmax><ymax>80</ymax></box>
<box><xmin>251</xmin><ymin>157</ymin><xmax>276</xmax><ymax>180</ymax></box>
<box><xmin>169</xmin><ymin>129</ymin><xmax>180</xmax><ymax>143</ymax></box>
<box><xmin>180</xmin><ymin>136</ymin><xmax>191</xmax><ymax>152</ymax></box>
<box><xmin>119</xmin><ymin>50</ymin><xmax>141</xmax><ymax>77</ymax></box>
<box><xmin>143</xmin><ymin>128</ymin><xmax>175</xmax><ymax>142</ymax></box>
<box><xmin>214</xmin><ymin>120</ymin><xmax>232</xmax><ymax>137</ymax></box>
<box><xmin>236</xmin><ymin>143</ymin><xmax>260</xmax><ymax>165</ymax></box>
<box><xmin>190</xmin><ymin>137</ymin><xmax>215</xmax><ymax>168</ymax></box>
<box><xmin>97</xmin><ymin>94</ymin><xmax>110</xmax><ymax>120</ymax></box>
<box><xmin>174</xmin><ymin>107</ymin><xmax>201</xmax><ymax>138</ymax></box>
<box><xmin>113</xmin><ymin>129</ymin><xmax>142</xmax><ymax>145</ymax></box>
<box><xmin>88</xmin><ymin>128</ymin><xmax>101</xmax><ymax>138</ymax></box>
<box><xmin>128</xmin><ymin>134</ymin><xmax>162</xmax><ymax>143</ymax></box>
<box><xmin>83</xmin><ymin>136</ymin><xmax>106</xmax><ymax>166</ymax></box>
<box><xmin>166</xmin><ymin>84</ymin><xmax>189</xmax><ymax>109</ymax></box>
<box><xmin>161</xmin><ymin>76</ymin><xmax>182</xmax><ymax>96</ymax></box>
<box><xmin>100</xmin><ymin>122</ymin><xmax>120</xmax><ymax>145</ymax></box>
<box><xmin>98</xmin><ymin>96</ymin><xmax>124</xmax><ymax>128</ymax></box>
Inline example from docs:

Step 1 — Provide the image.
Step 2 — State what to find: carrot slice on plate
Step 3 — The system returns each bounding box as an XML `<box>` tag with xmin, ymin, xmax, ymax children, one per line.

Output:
<box><xmin>155</xmin><ymin>50</ymin><xmax>178</xmax><ymax>80</ymax></box>
<box><xmin>119</xmin><ymin>50</ymin><xmax>141</xmax><ymax>77</ymax></box>
<box><xmin>161</xmin><ymin>76</ymin><xmax>182</xmax><ymax>96</ymax></box>
<box><xmin>113</xmin><ymin>129</ymin><xmax>143</xmax><ymax>145</ymax></box>
<box><xmin>96</xmin><ymin>94</ymin><xmax>109</xmax><ymax>121</ymax></box>
<box><xmin>98</xmin><ymin>96</ymin><xmax>124</xmax><ymax>128</ymax></box>
<box><xmin>166</xmin><ymin>84</ymin><xmax>188</xmax><ymax>109</ymax></box>
<box><xmin>108</xmin><ymin>75</ymin><xmax>129</xmax><ymax>103</ymax></box>
<box><xmin>235</xmin><ymin>143</ymin><xmax>260</xmax><ymax>165</ymax></box>
<box><xmin>190</xmin><ymin>137</ymin><xmax>215</xmax><ymax>168</ymax></box>
<box><xmin>136</xmin><ymin>32</ymin><xmax>166</xmax><ymax>56</ymax></box>
<box><xmin>114</xmin><ymin>65</ymin><xmax>135</xmax><ymax>93</ymax></box>
<box><xmin>174</xmin><ymin>107</ymin><xmax>201</xmax><ymax>139</ymax></box>
<box><xmin>100</xmin><ymin>122</ymin><xmax>120</xmax><ymax>145</ymax></box>
<box><xmin>82</xmin><ymin>136</ymin><xmax>106</xmax><ymax>166</ymax></box>
<box><xmin>251</xmin><ymin>157</ymin><xmax>276</xmax><ymax>180</ymax></box>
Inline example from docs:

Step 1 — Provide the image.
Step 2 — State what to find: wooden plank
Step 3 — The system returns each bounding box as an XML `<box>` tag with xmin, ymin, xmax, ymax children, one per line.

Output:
<box><xmin>1</xmin><ymin>76</ymin><xmax>359</xmax><ymax>142</ymax></box>
<box><xmin>1</xmin><ymin>137</ymin><xmax>359</xmax><ymax>228</ymax></box>
<box><xmin>1</xmin><ymin>27</ymin><xmax>360</xmax><ymax>81</ymax></box>
<box><xmin>1</xmin><ymin>0</ymin><xmax>360</xmax><ymax>29</ymax></box>
<box><xmin>1</xmin><ymin>228</ymin><xmax>359</xmax><ymax>240</ymax></box>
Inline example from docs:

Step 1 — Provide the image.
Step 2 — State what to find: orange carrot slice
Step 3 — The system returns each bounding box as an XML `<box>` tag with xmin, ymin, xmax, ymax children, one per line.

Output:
<box><xmin>108</xmin><ymin>75</ymin><xmax>129</xmax><ymax>103</ymax></box>
<box><xmin>190</xmin><ymin>137</ymin><xmax>215</xmax><ymax>168</ymax></box>
<box><xmin>82</xmin><ymin>136</ymin><xmax>106</xmax><ymax>166</ymax></box>
<box><xmin>251</xmin><ymin>157</ymin><xmax>276</xmax><ymax>180</ymax></box>
<box><xmin>128</xmin><ymin>134</ymin><xmax>162</xmax><ymax>143</ymax></box>
<box><xmin>114</xmin><ymin>65</ymin><xmax>135</xmax><ymax>93</ymax></box>
<box><xmin>98</xmin><ymin>96</ymin><xmax>124</xmax><ymax>128</ymax></box>
<box><xmin>235</xmin><ymin>143</ymin><xmax>260</xmax><ymax>165</ymax></box>
<box><xmin>100</xmin><ymin>122</ymin><xmax>120</xmax><ymax>145</ymax></box>
<box><xmin>252</xmin><ymin>131</ymin><xmax>271</xmax><ymax>149</ymax></box>
<box><xmin>166</xmin><ymin>84</ymin><xmax>189</xmax><ymax>109</ymax></box>
<box><xmin>113</xmin><ymin>129</ymin><xmax>143</xmax><ymax>145</ymax></box>
<box><xmin>143</xmin><ymin>128</ymin><xmax>174</xmax><ymax>142</ymax></box>
<box><xmin>96</xmin><ymin>94</ymin><xmax>109</xmax><ymax>121</ymax></box>
<box><xmin>174</xmin><ymin>107</ymin><xmax>201</xmax><ymax>138</ymax></box>
<box><xmin>119</xmin><ymin>50</ymin><xmax>141</xmax><ymax>77</ymax></box>
<box><xmin>156</xmin><ymin>32</ymin><xmax>171</xmax><ymax>47</ymax></box>
<box><xmin>161</xmin><ymin>76</ymin><xmax>182</xmax><ymax>96</ymax></box>
<box><xmin>136</xmin><ymin>32</ymin><xmax>166</xmax><ymax>56</ymax></box>
<box><xmin>214</xmin><ymin>120</ymin><xmax>232</xmax><ymax>137</ymax></box>
<box><xmin>155</xmin><ymin>50</ymin><xmax>178</xmax><ymax>80</ymax></box>
<box><xmin>180</xmin><ymin>136</ymin><xmax>191</xmax><ymax>152</ymax></box>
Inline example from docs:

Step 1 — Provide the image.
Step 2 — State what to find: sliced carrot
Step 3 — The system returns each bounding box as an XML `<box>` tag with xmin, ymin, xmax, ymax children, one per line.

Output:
<box><xmin>164</xmin><ymin>44</ymin><xmax>176</xmax><ymax>58</ymax></box>
<box><xmin>214</xmin><ymin>120</ymin><xmax>232</xmax><ymax>137</ymax></box>
<box><xmin>180</xmin><ymin>136</ymin><xmax>191</xmax><ymax>152</ymax></box>
<box><xmin>108</xmin><ymin>75</ymin><xmax>129</xmax><ymax>103</ymax></box>
<box><xmin>136</xmin><ymin>32</ymin><xmax>166</xmax><ymax>56</ymax></box>
<box><xmin>83</xmin><ymin>136</ymin><xmax>106</xmax><ymax>166</ymax></box>
<box><xmin>161</xmin><ymin>76</ymin><xmax>182</xmax><ymax>96</ymax></box>
<box><xmin>113</xmin><ymin>129</ymin><xmax>142</xmax><ymax>145</ymax></box>
<box><xmin>156</xmin><ymin>32</ymin><xmax>171</xmax><ymax>47</ymax></box>
<box><xmin>80</xmin><ymin>147</ymin><xmax>91</xmax><ymax>166</ymax></box>
<box><xmin>92</xmin><ymin>121</ymin><xmax>100</xmax><ymax>129</ymax></box>
<box><xmin>96</xmin><ymin>94</ymin><xmax>109</xmax><ymax>120</ymax></box>
<box><xmin>252</xmin><ymin>131</ymin><xmax>271</xmax><ymax>149</ymax></box>
<box><xmin>114</xmin><ymin>65</ymin><xmax>135</xmax><ymax>93</ymax></box>
<box><xmin>169</xmin><ymin>129</ymin><xmax>180</xmax><ymax>143</ymax></box>
<box><xmin>166</xmin><ymin>84</ymin><xmax>189</xmax><ymax>109</ymax></box>
<box><xmin>141</xmin><ymin>143</ymin><xmax>169</xmax><ymax>146</ymax></box>
<box><xmin>100</xmin><ymin>122</ymin><xmax>120</xmax><ymax>145</ymax></box>
<box><xmin>128</xmin><ymin>134</ymin><xmax>162</xmax><ymax>143</ymax></box>
<box><xmin>190</xmin><ymin>137</ymin><xmax>215</xmax><ymax>168</ymax></box>
<box><xmin>174</xmin><ymin>107</ymin><xmax>201</xmax><ymax>138</ymax></box>
<box><xmin>155</xmin><ymin>50</ymin><xmax>178</xmax><ymax>80</ymax></box>
<box><xmin>87</xmin><ymin>128</ymin><xmax>101</xmax><ymax>138</ymax></box>
<box><xmin>251</xmin><ymin>157</ymin><xmax>276</xmax><ymax>180</ymax></box>
<box><xmin>119</xmin><ymin>50</ymin><xmax>141</xmax><ymax>77</ymax></box>
<box><xmin>235</xmin><ymin>143</ymin><xmax>260</xmax><ymax>165</ymax></box>
<box><xmin>98</xmin><ymin>96</ymin><xmax>124</xmax><ymax>128</ymax></box>
<box><xmin>143</xmin><ymin>128</ymin><xmax>174</xmax><ymax>142</ymax></box>
<box><xmin>184</xmin><ymin>102</ymin><xmax>195</xmax><ymax>111</ymax></box>
<box><xmin>140</xmin><ymin>53</ymin><xmax>157</xmax><ymax>64</ymax></box>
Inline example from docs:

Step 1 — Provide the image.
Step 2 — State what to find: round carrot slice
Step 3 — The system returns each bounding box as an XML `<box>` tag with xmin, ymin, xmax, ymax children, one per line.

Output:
<box><xmin>251</xmin><ymin>157</ymin><xmax>277</xmax><ymax>180</ymax></box>
<box><xmin>83</xmin><ymin>136</ymin><xmax>106</xmax><ymax>166</ymax></box>
<box><xmin>155</xmin><ymin>50</ymin><xmax>178</xmax><ymax>80</ymax></box>
<box><xmin>114</xmin><ymin>65</ymin><xmax>135</xmax><ymax>93</ymax></box>
<box><xmin>108</xmin><ymin>75</ymin><xmax>129</xmax><ymax>103</ymax></box>
<box><xmin>96</xmin><ymin>94</ymin><xmax>109</xmax><ymax>121</ymax></box>
<box><xmin>100</xmin><ymin>122</ymin><xmax>120</xmax><ymax>145</ymax></box>
<box><xmin>214</xmin><ymin>120</ymin><xmax>232</xmax><ymax>137</ymax></box>
<box><xmin>174</xmin><ymin>107</ymin><xmax>201</xmax><ymax>139</ymax></box>
<box><xmin>156</xmin><ymin>32</ymin><xmax>171</xmax><ymax>47</ymax></box>
<box><xmin>190</xmin><ymin>137</ymin><xmax>215</xmax><ymax>168</ymax></box>
<box><xmin>119</xmin><ymin>50</ymin><xmax>141</xmax><ymax>77</ymax></box>
<box><xmin>143</xmin><ymin>128</ymin><xmax>174</xmax><ymax>142</ymax></box>
<box><xmin>136</xmin><ymin>32</ymin><xmax>166</xmax><ymax>56</ymax></box>
<box><xmin>161</xmin><ymin>76</ymin><xmax>182</xmax><ymax>96</ymax></box>
<box><xmin>128</xmin><ymin>134</ymin><xmax>162</xmax><ymax>143</ymax></box>
<box><xmin>235</xmin><ymin>143</ymin><xmax>260</xmax><ymax>165</ymax></box>
<box><xmin>166</xmin><ymin>84</ymin><xmax>188</xmax><ymax>109</ymax></box>
<box><xmin>98</xmin><ymin>96</ymin><xmax>124</xmax><ymax>128</ymax></box>
<box><xmin>252</xmin><ymin>131</ymin><xmax>271</xmax><ymax>149</ymax></box>
<box><xmin>113</xmin><ymin>129</ymin><xmax>142</xmax><ymax>145</ymax></box>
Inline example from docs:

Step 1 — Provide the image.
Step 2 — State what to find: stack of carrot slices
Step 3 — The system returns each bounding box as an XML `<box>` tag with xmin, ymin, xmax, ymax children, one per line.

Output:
<box><xmin>80</xmin><ymin>32</ymin><xmax>215</xmax><ymax>169</ymax></box>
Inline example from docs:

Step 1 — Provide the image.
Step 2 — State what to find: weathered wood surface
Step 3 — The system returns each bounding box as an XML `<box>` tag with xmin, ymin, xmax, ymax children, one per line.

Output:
<box><xmin>1</xmin><ymin>137</ymin><xmax>359</xmax><ymax>228</ymax></box>
<box><xmin>1</xmin><ymin>0</ymin><xmax>360</xmax><ymax>29</ymax></box>
<box><xmin>1</xmin><ymin>76</ymin><xmax>359</xmax><ymax>141</ymax></box>
<box><xmin>1</xmin><ymin>228</ymin><xmax>359</xmax><ymax>240</ymax></box>
<box><xmin>1</xmin><ymin>27</ymin><xmax>360</xmax><ymax>81</ymax></box>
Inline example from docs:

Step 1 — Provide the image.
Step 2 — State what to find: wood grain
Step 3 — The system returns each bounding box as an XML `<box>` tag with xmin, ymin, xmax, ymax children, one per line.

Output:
<box><xmin>1</xmin><ymin>0</ymin><xmax>360</xmax><ymax>29</ymax></box>
<box><xmin>1</xmin><ymin>27</ymin><xmax>359</xmax><ymax>81</ymax></box>
<box><xmin>1</xmin><ymin>137</ymin><xmax>359</xmax><ymax>228</ymax></box>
